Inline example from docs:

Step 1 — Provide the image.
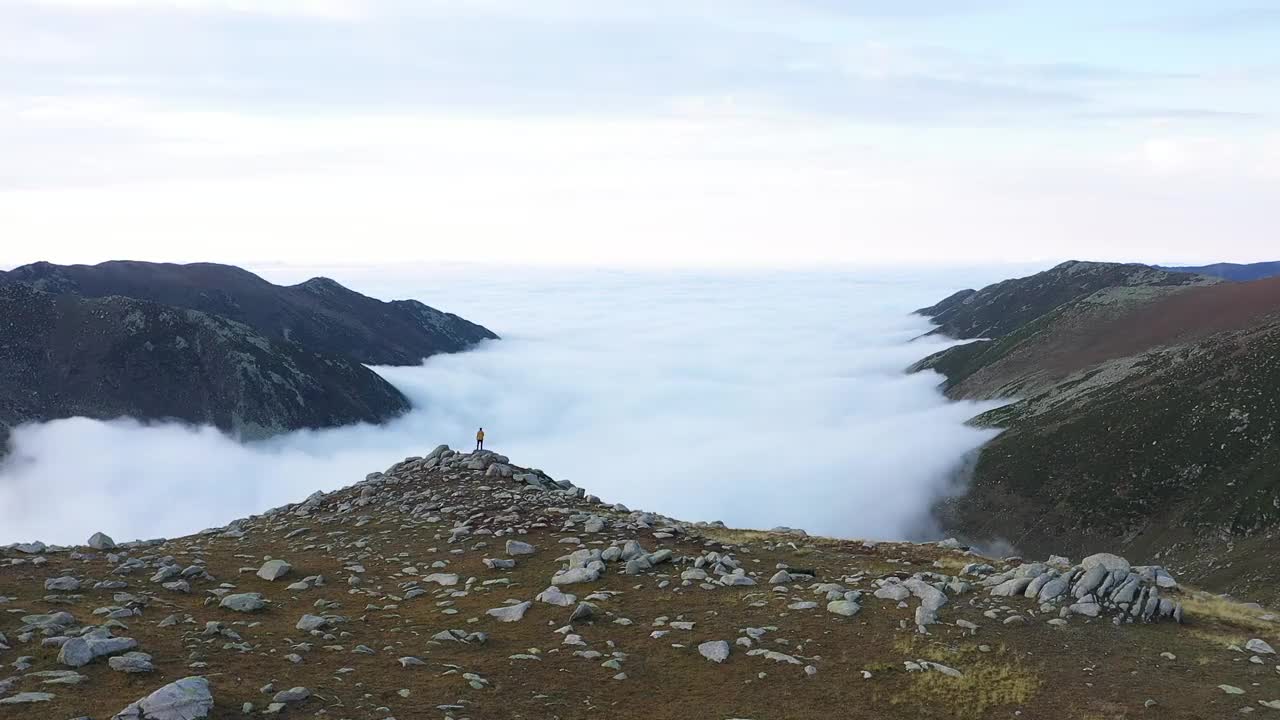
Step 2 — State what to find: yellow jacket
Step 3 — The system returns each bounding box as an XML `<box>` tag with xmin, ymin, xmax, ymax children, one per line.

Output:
<box><xmin>476</xmin><ymin>430</ymin><xmax>485</xmax><ymax>441</ymax></box>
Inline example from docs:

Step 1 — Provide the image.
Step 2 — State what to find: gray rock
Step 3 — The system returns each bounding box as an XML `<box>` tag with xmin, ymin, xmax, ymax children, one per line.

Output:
<box><xmin>570</xmin><ymin>602</ymin><xmax>598</xmax><ymax>622</ymax></box>
<box><xmin>1073</xmin><ymin>565</ymin><xmax>1108</xmax><ymax>598</ymax></box>
<box><xmin>88</xmin><ymin>532</ymin><xmax>116</xmax><ymax>550</ymax></box>
<box><xmin>1081</xmin><ymin>553</ymin><xmax>1131</xmax><ymax>574</ymax></box>
<box><xmin>109</xmin><ymin>652</ymin><xmax>155</xmax><ymax>673</ymax></box>
<box><xmin>1069</xmin><ymin>602</ymin><xmax>1102</xmax><ymax>618</ymax></box>
<box><xmin>59</xmin><ymin>634</ymin><xmax>139</xmax><ymax>668</ymax></box>
<box><xmin>295</xmin><ymin>614</ymin><xmax>329</xmax><ymax>632</ymax></box>
<box><xmin>505</xmin><ymin>540</ymin><xmax>536</xmax><ymax>556</ymax></box>
<box><xmin>112</xmin><ymin>676</ymin><xmax>213</xmax><ymax>720</ymax></box>
<box><xmin>903</xmin><ymin>578</ymin><xmax>948</xmax><ymax>612</ymax></box>
<box><xmin>219</xmin><ymin>593</ymin><xmax>266</xmax><ymax>612</ymax></box>
<box><xmin>536</xmin><ymin>586</ymin><xmax>577</xmax><ymax>607</ymax></box>
<box><xmin>551</xmin><ymin>567</ymin><xmax>599</xmax><ymax>585</ymax></box>
<box><xmin>990</xmin><ymin>577</ymin><xmax>1033</xmax><ymax>597</ymax></box>
<box><xmin>874</xmin><ymin>583</ymin><xmax>911</xmax><ymax>602</ymax></box>
<box><xmin>272</xmin><ymin>687</ymin><xmax>311</xmax><ymax>703</ymax></box>
<box><xmin>698</xmin><ymin>640</ymin><xmax>730</xmax><ymax>663</ymax></box>
<box><xmin>1037</xmin><ymin>575</ymin><xmax>1072</xmax><ymax>603</ymax></box>
<box><xmin>827</xmin><ymin>600</ymin><xmax>861</xmax><ymax>617</ymax></box>
<box><xmin>45</xmin><ymin>576</ymin><xmax>81</xmax><ymax>592</ymax></box>
<box><xmin>486</xmin><ymin>601</ymin><xmax>532</xmax><ymax>623</ymax></box>
<box><xmin>0</xmin><ymin>692</ymin><xmax>56</xmax><ymax>705</ymax></box>
<box><xmin>256</xmin><ymin>560</ymin><xmax>292</xmax><ymax>581</ymax></box>
<box><xmin>1247</xmin><ymin>638</ymin><xmax>1276</xmax><ymax>655</ymax></box>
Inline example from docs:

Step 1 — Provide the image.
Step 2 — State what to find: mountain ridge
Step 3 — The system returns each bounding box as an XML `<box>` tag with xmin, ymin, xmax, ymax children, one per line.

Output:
<box><xmin>0</xmin><ymin>260</ymin><xmax>498</xmax><ymax>366</ymax></box>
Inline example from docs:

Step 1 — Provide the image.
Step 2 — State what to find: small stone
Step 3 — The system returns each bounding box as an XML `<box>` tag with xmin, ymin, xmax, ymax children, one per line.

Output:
<box><xmin>272</xmin><ymin>687</ymin><xmax>311</xmax><ymax>704</ymax></box>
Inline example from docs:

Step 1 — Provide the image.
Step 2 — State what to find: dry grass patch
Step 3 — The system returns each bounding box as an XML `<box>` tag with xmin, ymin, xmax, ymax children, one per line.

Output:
<box><xmin>887</xmin><ymin>634</ymin><xmax>1038</xmax><ymax>720</ymax></box>
<box><xmin>893</xmin><ymin>656</ymin><xmax>1041</xmax><ymax>720</ymax></box>
<box><xmin>1180</xmin><ymin>590</ymin><xmax>1278</xmax><ymax>636</ymax></box>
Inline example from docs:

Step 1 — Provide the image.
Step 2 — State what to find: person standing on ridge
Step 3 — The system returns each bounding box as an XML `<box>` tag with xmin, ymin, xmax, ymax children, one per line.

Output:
<box><xmin>475</xmin><ymin>427</ymin><xmax>485</xmax><ymax>451</ymax></box>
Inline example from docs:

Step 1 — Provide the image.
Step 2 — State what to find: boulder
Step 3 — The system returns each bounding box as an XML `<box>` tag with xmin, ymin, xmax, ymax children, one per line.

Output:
<box><xmin>256</xmin><ymin>560</ymin><xmax>292</xmax><ymax>581</ymax></box>
<box><xmin>112</xmin><ymin>676</ymin><xmax>213</xmax><ymax>720</ymax></box>
<box><xmin>827</xmin><ymin>600</ymin><xmax>861</xmax><ymax>617</ymax></box>
<box><xmin>506</xmin><ymin>540</ymin><xmax>536</xmax><ymax>556</ymax></box>
<box><xmin>486</xmin><ymin>601</ymin><xmax>532</xmax><ymax>622</ymax></box>
<box><xmin>1081</xmin><ymin>553</ymin><xmax>1131</xmax><ymax>574</ymax></box>
<box><xmin>698</xmin><ymin>640</ymin><xmax>731</xmax><ymax>663</ymax></box>
<box><xmin>88</xmin><ymin>532</ymin><xmax>116</xmax><ymax>550</ymax></box>
<box><xmin>219</xmin><ymin>593</ymin><xmax>266</xmax><ymax>612</ymax></box>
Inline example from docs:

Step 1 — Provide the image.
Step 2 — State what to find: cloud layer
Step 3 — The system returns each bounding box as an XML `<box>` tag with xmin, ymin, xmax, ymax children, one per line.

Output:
<box><xmin>0</xmin><ymin>265</ymin><xmax>1010</xmax><ymax>546</ymax></box>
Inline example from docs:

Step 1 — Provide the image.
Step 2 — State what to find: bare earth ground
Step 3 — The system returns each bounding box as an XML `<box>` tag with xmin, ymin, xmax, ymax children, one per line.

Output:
<box><xmin>3</xmin><ymin>447</ymin><xmax>1280</xmax><ymax>720</ymax></box>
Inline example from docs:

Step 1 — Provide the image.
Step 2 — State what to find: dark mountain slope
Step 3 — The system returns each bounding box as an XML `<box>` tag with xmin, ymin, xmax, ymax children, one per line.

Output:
<box><xmin>1160</xmin><ymin>261</ymin><xmax>1280</xmax><ymax>282</ymax></box>
<box><xmin>0</xmin><ymin>261</ymin><xmax>498</xmax><ymax>366</ymax></box>
<box><xmin>913</xmin><ymin>263</ymin><xmax>1280</xmax><ymax>602</ymax></box>
<box><xmin>0</xmin><ymin>283</ymin><xmax>409</xmax><ymax>445</ymax></box>
<box><xmin>916</xmin><ymin>260</ymin><xmax>1215</xmax><ymax>341</ymax></box>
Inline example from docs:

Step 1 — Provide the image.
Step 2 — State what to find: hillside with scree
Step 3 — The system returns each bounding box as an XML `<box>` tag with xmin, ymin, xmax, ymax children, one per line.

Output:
<box><xmin>3</xmin><ymin>446</ymin><xmax>1279</xmax><ymax>719</ymax></box>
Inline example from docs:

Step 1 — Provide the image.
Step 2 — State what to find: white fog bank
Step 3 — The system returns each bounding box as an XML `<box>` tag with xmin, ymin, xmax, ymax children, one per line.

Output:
<box><xmin>0</xmin><ymin>266</ymin><xmax>1015</xmax><ymax>545</ymax></box>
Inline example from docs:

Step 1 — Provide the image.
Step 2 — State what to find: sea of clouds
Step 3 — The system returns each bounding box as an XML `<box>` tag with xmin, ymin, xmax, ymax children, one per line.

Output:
<box><xmin>0</xmin><ymin>264</ymin><xmax>1023</xmax><ymax>545</ymax></box>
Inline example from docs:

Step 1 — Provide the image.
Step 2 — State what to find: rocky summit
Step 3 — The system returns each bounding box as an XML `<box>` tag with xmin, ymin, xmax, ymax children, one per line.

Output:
<box><xmin>2</xmin><ymin>446</ymin><xmax>1278</xmax><ymax>719</ymax></box>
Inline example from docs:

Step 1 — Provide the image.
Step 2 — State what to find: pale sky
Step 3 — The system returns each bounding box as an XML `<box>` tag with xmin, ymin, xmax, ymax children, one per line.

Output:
<box><xmin>1</xmin><ymin>0</ymin><xmax>1277</xmax><ymax>267</ymax></box>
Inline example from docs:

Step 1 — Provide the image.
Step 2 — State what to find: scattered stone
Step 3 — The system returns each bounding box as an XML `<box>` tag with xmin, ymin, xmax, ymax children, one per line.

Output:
<box><xmin>698</xmin><ymin>640</ymin><xmax>730</xmax><ymax>663</ymax></box>
<box><xmin>486</xmin><ymin>601</ymin><xmax>532</xmax><ymax>623</ymax></box>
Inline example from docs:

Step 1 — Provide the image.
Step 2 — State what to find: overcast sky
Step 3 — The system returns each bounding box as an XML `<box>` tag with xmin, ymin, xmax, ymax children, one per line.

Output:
<box><xmin>1</xmin><ymin>0</ymin><xmax>1276</xmax><ymax>267</ymax></box>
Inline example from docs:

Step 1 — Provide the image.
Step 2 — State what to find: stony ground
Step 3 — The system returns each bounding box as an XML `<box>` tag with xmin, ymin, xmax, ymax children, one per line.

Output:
<box><xmin>3</xmin><ymin>447</ymin><xmax>1280</xmax><ymax>719</ymax></box>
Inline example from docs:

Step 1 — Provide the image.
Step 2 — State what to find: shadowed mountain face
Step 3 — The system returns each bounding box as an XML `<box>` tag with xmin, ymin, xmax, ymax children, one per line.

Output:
<box><xmin>0</xmin><ymin>283</ymin><xmax>410</xmax><ymax>444</ymax></box>
<box><xmin>0</xmin><ymin>261</ymin><xmax>499</xmax><ymax>366</ymax></box>
<box><xmin>913</xmin><ymin>262</ymin><xmax>1280</xmax><ymax>602</ymax></box>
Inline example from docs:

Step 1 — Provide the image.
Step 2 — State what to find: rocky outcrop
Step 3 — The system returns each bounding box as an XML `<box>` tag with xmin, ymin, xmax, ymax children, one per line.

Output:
<box><xmin>0</xmin><ymin>282</ymin><xmax>410</xmax><ymax>443</ymax></box>
<box><xmin>0</xmin><ymin>260</ymin><xmax>498</xmax><ymax>366</ymax></box>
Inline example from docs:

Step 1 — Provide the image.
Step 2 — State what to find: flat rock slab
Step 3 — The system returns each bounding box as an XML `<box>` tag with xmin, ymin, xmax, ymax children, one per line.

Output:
<box><xmin>112</xmin><ymin>676</ymin><xmax>213</xmax><ymax>720</ymax></box>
